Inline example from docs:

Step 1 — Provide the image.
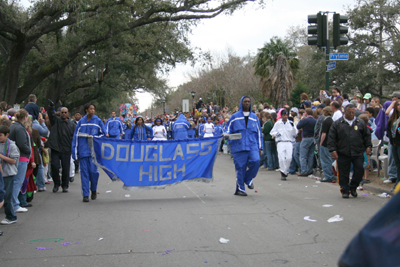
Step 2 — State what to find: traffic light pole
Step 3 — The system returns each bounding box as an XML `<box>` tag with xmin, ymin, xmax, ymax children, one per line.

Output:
<box><xmin>325</xmin><ymin>41</ymin><xmax>330</xmax><ymax>92</ymax></box>
<box><xmin>325</xmin><ymin>15</ymin><xmax>330</xmax><ymax>92</ymax></box>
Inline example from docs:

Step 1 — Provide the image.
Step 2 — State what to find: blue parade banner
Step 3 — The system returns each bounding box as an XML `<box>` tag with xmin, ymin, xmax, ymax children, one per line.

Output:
<box><xmin>90</xmin><ymin>136</ymin><xmax>221</xmax><ymax>190</ymax></box>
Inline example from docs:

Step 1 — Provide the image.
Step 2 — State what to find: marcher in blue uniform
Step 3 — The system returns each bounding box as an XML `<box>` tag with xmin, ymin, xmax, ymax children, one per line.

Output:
<box><xmin>165</xmin><ymin>119</ymin><xmax>173</xmax><ymax>140</ymax></box>
<box><xmin>72</xmin><ymin>103</ymin><xmax>106</xmax><ymax>202</ymax></box>
<box><xmin>188</xmin><ymin>121</ymin><xmax>196</xmax><ymax>139</ymax></box>
<box><xmin>105</xmin><ymin>111</ymin><xmax>124</xmax><ymax>139</ymax></box>
<box><xmin>172</xmin><ymin>114</ymin><xmax>190</xmax><ymax>140</ymax></box>
<box><xmin>131</xmin><ymin>117</ymin><xmax>153</xmax><ymax>140</ymax></box>
<box><xmin>124</xmin><ymin>121</ymin><xmax>133</xmax><ymax>140</ymax></box>
<box><xmin>226</xmin><ymin>96</ymin><xmax>263</xmax><ymax>196</ymax></box>
<box><xmin>214</xmin><ymin>117</ymin><xmax>224</xmax><ymax>137</ymax></box>
<box><xmin>198</xmin><ymin>118</ymin><xmax>205</xmax><ymax>138</ymax></box>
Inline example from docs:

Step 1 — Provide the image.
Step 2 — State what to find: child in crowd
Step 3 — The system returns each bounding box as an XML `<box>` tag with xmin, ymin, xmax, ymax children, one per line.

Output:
<box><xmin>359</xmin><ymin>114</ymin><xmax>372</xmax><ymax>185</ymax></box>
<box><xmin>0</xmin><ymin>125</ymin><xmax>21</xmax><ymax>225</ymax></box>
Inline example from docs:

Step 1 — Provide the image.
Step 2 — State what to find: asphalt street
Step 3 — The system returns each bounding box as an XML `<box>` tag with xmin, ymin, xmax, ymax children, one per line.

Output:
<box><xmin>0</xmin><ymin>153</ymin><xmax>390</xmax><ymax>267</ymax></box>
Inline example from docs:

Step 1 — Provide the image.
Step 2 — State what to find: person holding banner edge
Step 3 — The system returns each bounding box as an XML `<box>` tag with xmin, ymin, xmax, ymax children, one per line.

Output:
<box><xmin>226</xmin><ymin>96</ymin><xmax>263</xmax><ymax>196</ymax></box>
<box><xmin>72</xmin><ymin>103</ymin><xmax>106</xmax><ymax>202</ymax></box>
<box><xmin>131</xmin><ymin>117</ymin><xmax>153</xmax><ymax>140</ymax></box>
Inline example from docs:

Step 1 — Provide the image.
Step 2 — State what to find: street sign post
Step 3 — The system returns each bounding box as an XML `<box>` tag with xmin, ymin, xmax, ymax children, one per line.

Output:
<box><xmin>182</xmin><ymin>99</ymin><xmax>189</xmax><ymax>113</ymax></box>
<box><xmin>329</xmin><ymin>53</ymin><xmax>349</xmax><ymax>60</ymax></box>
<box><xmin>327</xmin><ymin>62</ymin><xmax>336</xmax><ymax>70</ymax></box>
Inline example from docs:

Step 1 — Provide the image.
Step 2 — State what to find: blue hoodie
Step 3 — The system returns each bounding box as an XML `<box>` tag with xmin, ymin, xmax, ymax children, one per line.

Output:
<box><xmin>105</xmin><ymin>117</ymin><xmax>124</xmax><ymax>136</ymax></box>
<box><xmin>172</xmin><ymin>114</ymin><xmax>190</xmax><ymax>140</ymax></box>
<box><xmin>72</xmin><ymin>114</ymin><xmax>106</xmax><ymax>160</ymax></box>
<box><xmin>225</xmin><ymin>96</ymin><xmax>263</xmax><ymax>153</ymax></box>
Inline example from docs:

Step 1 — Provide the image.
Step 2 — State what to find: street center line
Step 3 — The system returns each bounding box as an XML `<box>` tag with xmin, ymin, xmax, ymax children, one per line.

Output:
<box><xmin>184</xmin><ymin>183</ymin><xmax>205</xmax><ymax>204</ymax></box>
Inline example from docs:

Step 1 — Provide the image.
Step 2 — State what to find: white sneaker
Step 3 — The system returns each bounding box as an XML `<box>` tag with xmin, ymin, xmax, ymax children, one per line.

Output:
<box><xmin>275</xmin><ymin>168</ymin><xmax>281</xmax><ymax>172</ymax></box>
<box><xmin>1</xmin><ymin>218</ymin><xmax>17</xmax><ymax>225</ymax></box>
<box><xmin>383</xmin><ymin>179</ymin><xmax>393</xmax><ymax>184</ymax></box>
<box><xmin>14</xmin><ymin>207</ymin><xmax>28</xmax><ymax>213</ymax></box>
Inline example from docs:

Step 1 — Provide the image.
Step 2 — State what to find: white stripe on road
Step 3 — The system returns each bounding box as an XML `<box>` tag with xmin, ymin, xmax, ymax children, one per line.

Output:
<box><xmin>184</xmin><ymin>183</ymin><xmax>205</xmax><ymax>204</ymax></box>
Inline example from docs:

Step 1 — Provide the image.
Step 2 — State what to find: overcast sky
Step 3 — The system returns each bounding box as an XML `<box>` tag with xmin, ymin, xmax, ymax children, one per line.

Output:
<box><xmin>137</xmin><ymin>0</ymin><xmax>355</xmax><ymax>111</ymax></box>
<box><xmin>21</xmin><ymin>0</ymin><xmax>355</xmax><ymax>111</ymax></box>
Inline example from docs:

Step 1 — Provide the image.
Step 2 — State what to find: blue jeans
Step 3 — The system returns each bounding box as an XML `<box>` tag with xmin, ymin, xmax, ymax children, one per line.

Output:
<box><xmin>390</xmin><ymin>145</ymin><xmax>400</xmax><ymax>185</ymax></box>
<box><xmin>264</xmin><ymin>141</ymin><xmax>279</xmax><ymax>169</ymax></box>
<box><xmin>320</xmin><ymin>146</ymin><xmax>334</xmax><ymax>180</ymax></box>
<box><xmin>288</xmin><ymin>141</ymin><xmax>301</xmax><ymax>173</ymax></box>
<box><xmin>12</xmin><ymin>161</ymin><xmax>28</xmax><ymax>210</ymax></box>
<box><xmin>36</xmin><ymin>154</ymin><xmax>45</xmax><ymax>189</ymax></box>
<box><xmin>389</xmin><ymin>143</ymin><xmax>398</xmax><ymax>180</ymax></box>
<box><xmin>300</xmin><ymin>138</ymin><xmax>315</xmax><ymax>174</ymax></box>
<box><xmin>3</xmin><ymin>176</ymin><xmax>17</xmax><ymax>221</ymax></box>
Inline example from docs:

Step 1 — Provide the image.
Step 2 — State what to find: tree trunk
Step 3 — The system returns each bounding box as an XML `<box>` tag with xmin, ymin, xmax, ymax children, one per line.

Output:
<box><xmin>0</xmin><ymin>37</ymin><xmax>31</xmax><ymax>105</ymax></box>
<box><xmin>46</xmin><ymin>67</ymin><xmax>67</xmax><ymax>109</ymax></box>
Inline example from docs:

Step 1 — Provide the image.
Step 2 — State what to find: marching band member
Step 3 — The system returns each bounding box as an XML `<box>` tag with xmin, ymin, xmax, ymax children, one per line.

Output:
<box><xmin>226</xmin><ymin>96</ymin><xmax>263</xmax><ymax>196</ymax></box>
<box><xmin>105</xmin><ymin>111</ymin><xmax>124</xmax><ymax>139</ymax></box>
<box><xmin>172</xmin><ymin>114</ymin><xmax>190</xmax><ymax>140</ymax></box>
<box><xmin>132</xmin><ymin>117</ymin><xmax>153</xmax><ymax>140</ymax></box>
<box><xmin>203</xmin><ymin>117</ymin><xmax>215</xmax><ymax>138</ymax></box>
<box><xmin>72</xmin><ymin>103</ymin><xmax>106</xmax><ymax>202</ymax></box>
<box><xmin>152</xmin><ymin>118</ymin><xmax>167</xmax><ymax>141</ymax></box>
<box><xmin>270</xmin><ymin>110</ymin><xmax>298</xmax><ymax>181</ymax></box>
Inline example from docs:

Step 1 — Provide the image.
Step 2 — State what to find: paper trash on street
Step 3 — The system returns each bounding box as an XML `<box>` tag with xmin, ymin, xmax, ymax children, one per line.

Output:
<box><xmin>219</xmin><ymin>238</ymin><xmax>230</xmax><ymax>244</ymax></box>
<box><xmin>327</xmin><ymin>215</ymin><xmax>343</xmax><ymax>223</ymax></box>
<box><xmin>304</xmin><ymin>216</ymin><xmax>317</xmax><ymax>222</ymax></box>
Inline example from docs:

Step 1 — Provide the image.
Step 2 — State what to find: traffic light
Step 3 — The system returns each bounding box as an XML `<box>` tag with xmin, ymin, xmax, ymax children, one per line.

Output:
<box><xmin>307</xmin><ymin>13</ymin><xmax>327</xmax><ymax>47</ymax></box>
<box><xmin>333</xmin><ymin>13</ymin><xmax>348</xmax><ymax>48</ymax></box>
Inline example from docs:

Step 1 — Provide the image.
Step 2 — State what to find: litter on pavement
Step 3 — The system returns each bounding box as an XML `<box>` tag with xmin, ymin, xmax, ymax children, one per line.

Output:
<box><xmin>30</xmin><ymin>238</ymin><xmax>64</xmax><ymax>242</ymax></box>
<box><xmin>304</xmin><ymin>216</ymin><xmax>317</xmax><ymax>222</ymax></box>
<box><xmin>162</xmin><ymin>249</ymin><xmax>176</xmax><ymax>255</ymax></box>
<box><xmin>98</xmin><ymin>238</ymin><xmax>104</xmax><ymax>241</ymax></box>
<box><xmin>62</xmin><ymin>241</ymin><xmax>82</xmax><ymax>246</ymax></box>
<box><xmin>328</xmin><ymin>215</ymin><xmax>343</xmax><ymax>223</ymax></box>
<box><xmin>36</xmin><ymin>247</ymin><xmax>52</xmax><ymax>250</ymax></box>
<box><xmin>322</xmin><ymin>205</ymin><xmax>333</xmax><ymax>207</ymax></box>
<box><xmin>125</xmin><ymin>194</ymin><xmax>130</xmax><ymax>198</ymax></box>
<box><xmin>219</xmin><ymin>238</ymin><xmax>230</xmax><ymax>244</ymax></box>
<box><xmin>378</xmin><ymin>193</ymin><xmax>390</xmax><ymax>198</ymax></box>
<box><xmin>106</xmin><ymin>190</ymin><xmax>112</xmax><ymax>193</ymax></box>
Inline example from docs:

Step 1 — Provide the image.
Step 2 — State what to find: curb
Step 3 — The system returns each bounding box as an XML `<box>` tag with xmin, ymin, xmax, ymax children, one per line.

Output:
<box><xmin>306</xmin><ymin>172</ymin><xmax>394</xmax><ymax>196</ymax></box>
<box><xmin>362</xmin><ymin>184</ymin><xmax>393</xmax><ymax>196</ymax></box>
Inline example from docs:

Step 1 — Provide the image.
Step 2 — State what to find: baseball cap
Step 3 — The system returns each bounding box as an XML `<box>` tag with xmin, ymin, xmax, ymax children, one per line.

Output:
<box><xmin>304</xmin><ymin>100</ymin><xmax>311</xmax><ymax>106</ymax></box>
<box><xmin>391</xmin><ymin>91</ymin><xmax>400</xmax><ymax>98</ymax></box>
<box><xmin>363</xmin><ymin>93</ymin><xmax>372</xmax><ymax>99</ymax></box>
<box><xmin>281</xmin><ymin>110</ymin><xmax>288</xmax><ymax>116</ymax></box>
<box><xmin>317</xmin><ymin>104</ymin><xmax>326</xmax><ymax>109</ymax></box>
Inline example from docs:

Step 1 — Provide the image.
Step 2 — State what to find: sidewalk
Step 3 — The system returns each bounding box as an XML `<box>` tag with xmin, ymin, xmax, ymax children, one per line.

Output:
<box><xmin>311</xmin><ymin>169</ymin><xmax>395</xmax><ymax>196</ymax></box>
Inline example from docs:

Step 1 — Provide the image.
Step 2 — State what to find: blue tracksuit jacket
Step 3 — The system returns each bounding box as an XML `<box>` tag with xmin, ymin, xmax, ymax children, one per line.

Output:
<box><xmin>72</xmin><ymin>115</ymin><xmax>106</xmax><ymax>160</ymax></box>
<box><xmin>131</xmin><ymin>125</ymin><xmax>153</xmax><ymax>140</ymax></box>
<box><xmin>172</xmin><ymin>114</ymin><xmax>190</xmax><ymax>140</ymax></box>
<box><xmin>225</xmin><ymin>97</ymin><xmax>263</xmax><ymax>153</ymax></box>
<box><xmin>105</xmin><ymin>117</ymin><xmax>124</xmax><ymax>137</ymax></box>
